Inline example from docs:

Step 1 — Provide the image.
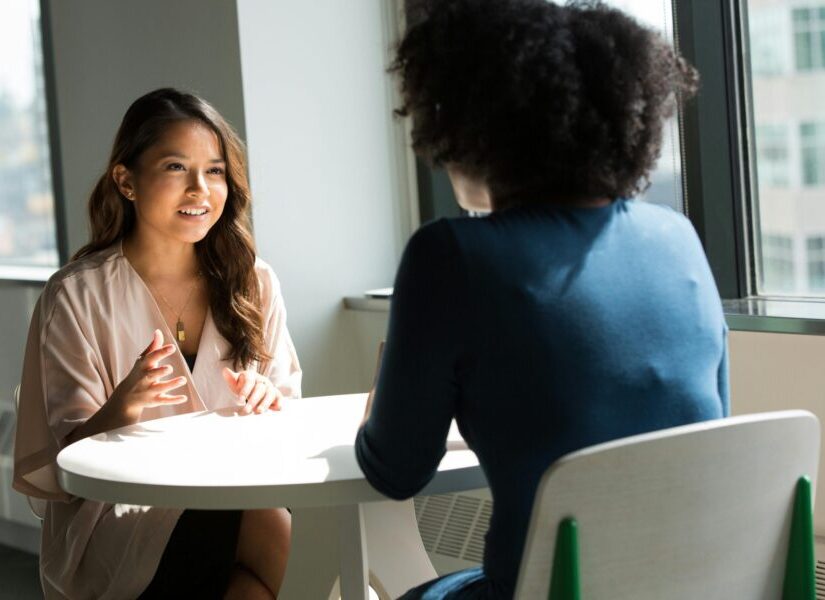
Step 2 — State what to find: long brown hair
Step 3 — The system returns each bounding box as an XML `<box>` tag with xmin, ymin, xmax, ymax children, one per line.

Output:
<box><xmin>73</xmin><ymin>88</ymin><xmax>270</xmax><ymax>369</ymax></box>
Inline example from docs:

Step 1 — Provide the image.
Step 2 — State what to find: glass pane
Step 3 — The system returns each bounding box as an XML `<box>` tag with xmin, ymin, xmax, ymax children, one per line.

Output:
<box><xmin>0</xmin><ymin>0</ymin><xmax>58</xmax><ymax>268</ymax></box>
<box><xmin>796</xmin><ymin>32</ymin><xmax>813</xmax><ymax>70</ymax></box>
<box><xmin>748</xmin><ymin>0</ymin><xmax>825</xmax><ymax>296</ymax></box>
<box><xmin>756</xmin><ymin>124</ymin><xmax>790</xmax><ymax>187</ymax></box>
<box><xmin>751</xmin><ymin>7</ymin><xmax>792</xmax><ymax>75</ymax></box>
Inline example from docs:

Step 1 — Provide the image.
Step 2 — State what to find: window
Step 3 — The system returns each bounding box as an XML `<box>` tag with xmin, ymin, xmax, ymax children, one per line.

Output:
<box><xmin>606</xmin><ymin>0</ymin><xmax>684</xmax><ymax>212</ymax></box>
<box><xmin>801</xmin><ymin>122</ymin><xmax>825</xmax><ymax>186</ymax></box>
<box><xmin>807</xmin><ymin>236</ymin><xmax>825</xmax><ymax>291</ymax></box>
<box><xmin>0</xmin><ymin>0</ymin><xmax>59</xmax><ymax>270</ymax></box>
<box><xmin>755</xmin><ymin>124</ymin><xmax>790</xmax><ymax>187</ymax></box>
<box><xmin>746</xmin><ymin>1</ymin><xmax>825</xmax><ymax>298</ymax></box>
<box><xmin>750</xmin><ymin>7</ymin><xmax>792</xmax><ymax>76</ymax></box>
<box><xmin>793</xmin><ymin>7</ymin><xmax>825</xmax><ymax>71</ymax></box>
<box><xmin>762</xmin><ymin>234</ymin><xmax>795</xmax><ymax>293</ymax></box>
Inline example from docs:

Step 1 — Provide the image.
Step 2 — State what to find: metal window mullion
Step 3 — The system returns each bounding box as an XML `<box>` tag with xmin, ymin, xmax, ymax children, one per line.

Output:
<box><xmin>675</xmin><ymin>0</ymin><xmax>754</xmax><ymax>299</ymax></box>
<box><xmin>38</xmin><ymin>0</ymin><xmax>68</xmax><ymax>266</ymax></box>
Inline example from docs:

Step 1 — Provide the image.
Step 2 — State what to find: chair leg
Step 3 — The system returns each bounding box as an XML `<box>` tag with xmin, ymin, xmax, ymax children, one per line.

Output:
<box><xmin>783</xmin><ymin>476</ymin><xmax>816</xmax><ymax>600</ymax></box>
<box><xmin>549</xmin><ymin>518</ymin><xmax>581</xmax><ymax>600</ymax></box>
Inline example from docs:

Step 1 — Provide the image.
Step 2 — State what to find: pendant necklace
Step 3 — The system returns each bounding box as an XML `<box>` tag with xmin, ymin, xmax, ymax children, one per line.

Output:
<box><xmin>149</xmin><ymin>274</ymin><xmax>201</xmax><ymax>343</ymax></box>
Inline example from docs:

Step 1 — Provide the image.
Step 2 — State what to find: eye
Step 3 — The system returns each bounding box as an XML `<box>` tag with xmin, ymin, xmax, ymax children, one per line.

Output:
<box><xmin>207</xmin><ymin>166</ymin><xmax>225</xmax><ymax>175</ymax></box>
<box><xmin>166</xmin><ymin>162</ymin><xmax>185</xmax><ymax>171</ymax></box>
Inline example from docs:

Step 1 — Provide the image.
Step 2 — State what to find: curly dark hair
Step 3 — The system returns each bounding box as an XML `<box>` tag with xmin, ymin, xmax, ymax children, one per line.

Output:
<box><xmin>393</xmin><ymin>0</ymin><xmax>699</xmax><ymax>208</ymax></box>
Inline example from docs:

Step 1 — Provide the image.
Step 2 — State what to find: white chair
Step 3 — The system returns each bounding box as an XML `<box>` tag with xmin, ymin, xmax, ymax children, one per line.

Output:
<box><xmin>514</xmin><ymin>410</ymin><xmax>819</xmax><ymax>600</ymax></box>
<box><xmin>13</xmin><ymin>385</ymin><xmax>46</xmax><ymax>520</ymax></box>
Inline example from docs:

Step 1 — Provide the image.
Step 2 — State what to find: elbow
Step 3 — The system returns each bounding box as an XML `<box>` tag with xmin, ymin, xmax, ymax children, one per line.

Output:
<box><xmin>355</xmin><ymin>428</ymin><xmax>437</xmax><ymax>500</ymax></box>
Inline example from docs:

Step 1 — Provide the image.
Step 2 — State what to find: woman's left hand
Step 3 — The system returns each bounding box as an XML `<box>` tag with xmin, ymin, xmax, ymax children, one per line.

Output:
<box><xmin>222</xmin><ymin>368</ymin><xmax>283</xmax><ymax>414</ymax></box>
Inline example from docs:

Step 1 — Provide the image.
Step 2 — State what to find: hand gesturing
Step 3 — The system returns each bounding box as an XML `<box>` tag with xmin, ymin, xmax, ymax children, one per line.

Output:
<box><xmin>112</xmin><ymin>329</ymin><xmax>189</xmax><ymax>419</ymax></box>
<box><xmin>222</xmin><ymin>367</ymin><xmax>283</xmax><ymax>414</ymax></box>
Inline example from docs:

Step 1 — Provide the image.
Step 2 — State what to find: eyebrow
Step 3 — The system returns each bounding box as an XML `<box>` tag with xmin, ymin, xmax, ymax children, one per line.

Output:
<box><xmin>157</xmin><ymin>152</ymin><xmax>225</xmax><ymax>163</ymax></box>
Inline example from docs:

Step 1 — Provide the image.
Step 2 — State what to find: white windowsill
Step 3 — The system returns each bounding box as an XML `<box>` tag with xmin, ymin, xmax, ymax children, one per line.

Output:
<box><xmin>343</xmin><ymin>296</ymin><xmax>391</xmax><ymax>313</ymax></box>
<box><xmin>0</xmin><ymin>265</ymin><xmax>58</xmax><ymax>284</ymax></box>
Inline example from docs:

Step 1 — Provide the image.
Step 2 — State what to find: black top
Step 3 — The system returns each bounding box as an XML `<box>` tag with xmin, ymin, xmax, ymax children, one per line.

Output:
<box><xmin>183</xmin><ymin>354</ymin><xmax>196</xmax><ymax>373</ymax></box>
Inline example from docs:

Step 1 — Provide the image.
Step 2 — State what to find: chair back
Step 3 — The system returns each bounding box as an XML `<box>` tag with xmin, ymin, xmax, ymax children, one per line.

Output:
<box><xmin>13</xmin><ymin>385</ymin><xmax>46</xmax><ymax>520</ymax></box>
<box><xmin>514</xmin><ymin>411</ymin><xmax>819</xmax><ymax>600</ymax></box>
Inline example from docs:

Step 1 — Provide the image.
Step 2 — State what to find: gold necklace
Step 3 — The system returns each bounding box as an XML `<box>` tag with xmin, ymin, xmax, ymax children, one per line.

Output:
<box><xmin>148</xmin><ymin>274</ymin><xmax>201</xmax><ymax>343</ymax></box>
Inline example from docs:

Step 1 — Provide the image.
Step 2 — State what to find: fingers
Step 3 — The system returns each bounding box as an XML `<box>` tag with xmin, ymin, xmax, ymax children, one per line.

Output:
<box><xmin>243</xmin><ymin>380</ymin><xmax>268</xmax><ymax>414</ymax></box>
<box><xmin>150</xmin><ymin>375</ymin><xmax>188</xmax><ymax>394</ymax></box>
<box><xmin>143</xmin><ymin>343</ymin><xmax>177</xmax><ymax>369</ymax></box>
<box><xmin>144</xmin><ymin>364</ymin><xmax>173</xmax><ymax>383</ymax></box>
<box><xmin>238</xmin><ymin>371</ymin><xmax>257</xmax><ymax>404</ymax></box>
<box><xmin>222</xmin><ymin>367</ymin><xmax>240</xmax><ymax>392</ymax></box>
<box><xmin>140</xmin><ymin>329</ymin><xmax>164</xmax><ymax>359</ymax></box>
<box><xmin>257</xmin><ymin>387</ymin><xmax>282</xmax><ymax>413</ymax></box>
<box><xmin>152</xmin><ymin>393</ymin><xmax>188</xmax><ymax>406</ymax></box>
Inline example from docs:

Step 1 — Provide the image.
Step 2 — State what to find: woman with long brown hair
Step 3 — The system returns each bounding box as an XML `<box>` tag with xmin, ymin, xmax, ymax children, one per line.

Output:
<box><xmin>14</xmin><ymin>88</ymin><xmax>300</xmax><ymax>599</ymax></box>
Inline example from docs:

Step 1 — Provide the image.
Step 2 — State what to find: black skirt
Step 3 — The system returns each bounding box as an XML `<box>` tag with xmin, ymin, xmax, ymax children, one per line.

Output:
<box><xmin>138</xmin><ymin>509</ymin><xmax>242</xmax><ymax>599</ymax></box>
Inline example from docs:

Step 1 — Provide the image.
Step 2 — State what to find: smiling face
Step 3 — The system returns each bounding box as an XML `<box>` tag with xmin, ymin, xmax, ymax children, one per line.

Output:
<box><xmin>113</xmin><ymin>119</ymin><xmax>228</xmax><ymax>246</ymax></box>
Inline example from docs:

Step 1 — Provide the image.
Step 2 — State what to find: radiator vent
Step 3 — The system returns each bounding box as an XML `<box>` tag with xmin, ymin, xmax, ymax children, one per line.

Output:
<box><xmin>817</xmin><ymin>559</ymin><xmax>825</xmax><ymax>599</ymax></box>
<box><xmin>414</xmin><ymin>494</ymin><xmax>492</xmax><ymax>563</ymax></box>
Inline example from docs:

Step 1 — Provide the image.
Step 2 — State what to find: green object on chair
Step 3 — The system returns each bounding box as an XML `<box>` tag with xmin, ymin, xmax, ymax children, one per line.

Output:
<box><xmin>783</xmin><ymin>476</ymin><xmax>816</xmax><ymax>600</ymax></box>
<box><xmin>548</xmin><ymin>517</ymin><xmax>581</xmax><ymax>600</ymax></box>
<box><xmin>545</xmin><ymin>476</ymin><xmax>814</xmax><ymax>600</ymax></box>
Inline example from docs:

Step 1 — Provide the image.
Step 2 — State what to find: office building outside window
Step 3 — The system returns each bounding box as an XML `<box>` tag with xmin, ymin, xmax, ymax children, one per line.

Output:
<box><xmin>756</xmin><ymin>124</ymin><xmax>791</xmax><ymax>188</ymax></box>
<box><xmin>807</xmin><ymin>235</ymin><xmax>825</xmax><ymax>291</ymax></box>
<box><xmin>762</xmin><ymin>234</ymin><xmax>796</xmax><ymax>293</ymax></box>
<box><xmin>793</xmin><ymin>7</ymin><xmax>825</xmax><ymax>71</ymax></box>
<box><xmin>801</xmin><ymin>122</ymin><xmax>825</xmax><ymax>186</ymax></box>
<box><xmin>748</xmin><ymin>0</ymin><xmax>825</xmax><ymax>297</ymax></box>
<box><xmin>0</xmin><ymin>0</ymin><xmax>58</xmax><ymax>270</ymax></box>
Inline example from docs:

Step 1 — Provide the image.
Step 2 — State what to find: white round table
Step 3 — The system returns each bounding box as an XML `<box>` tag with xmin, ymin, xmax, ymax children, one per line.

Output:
<box><xmin>57</xmin><ymin>394</ymin><xmax>486</xmax><ymax>600</ymax></box>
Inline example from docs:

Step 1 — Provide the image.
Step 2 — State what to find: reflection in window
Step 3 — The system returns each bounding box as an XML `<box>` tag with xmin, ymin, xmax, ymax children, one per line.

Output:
<box><xmin>807</xmin><ymin>236</ymin><xmax>825</xmax><ymax>291</ymax></box>
<box><xmin>755</xmin><ymin>124</ymin><xmax>790</xmax><ymax>187</ymax></box>
<box><xmin>793</xmin><ymin>7</ymin><xmax>825</xmax><ymax>71</ymax></box>
<box><xmin>0</xmin><ymin>1</ymin><xmax>58</xmax><ymax>268</ymax></box>
<box><xmin>762</xmin><ymin>234</ymin><xmax>795</xmax><ymax>293</ymax></box>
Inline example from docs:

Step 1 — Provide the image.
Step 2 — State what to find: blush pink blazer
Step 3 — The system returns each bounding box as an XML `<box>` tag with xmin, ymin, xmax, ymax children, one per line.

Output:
<box><xmin>13</xmin><ymin>242</ymin><xmax>301</xmax><ymax>599</ymax></box>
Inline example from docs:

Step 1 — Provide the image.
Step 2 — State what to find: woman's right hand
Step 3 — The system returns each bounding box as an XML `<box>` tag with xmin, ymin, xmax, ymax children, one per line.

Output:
<box><xmin>66</xmin><ymin>330</ymin><xmax>189</xmax><ymax>445</ymax></box>
<box><xmin>111</xmin><ymin>329</ymin><xmax>189</xmax><ymax>420</ymax></box>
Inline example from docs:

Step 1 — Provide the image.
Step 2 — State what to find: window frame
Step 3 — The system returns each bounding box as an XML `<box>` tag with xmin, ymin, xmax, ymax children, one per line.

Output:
<box><xmin>674</xmin><ymin>0</ymin><xmax>755</xmax><ymax>300</ymax></box>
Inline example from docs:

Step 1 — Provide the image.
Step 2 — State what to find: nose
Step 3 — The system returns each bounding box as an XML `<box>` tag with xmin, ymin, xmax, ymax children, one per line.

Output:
<box><xmin>186</xmin><ymin>169</ymin><xmax>209</xmax><ymax>199</ymax></box>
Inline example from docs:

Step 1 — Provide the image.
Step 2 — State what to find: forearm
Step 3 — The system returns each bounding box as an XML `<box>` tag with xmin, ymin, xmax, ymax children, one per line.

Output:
<box><xmin>66</xmin><ymin>395</ymin><xmax>141</xmax><ymax>445</ymax></box>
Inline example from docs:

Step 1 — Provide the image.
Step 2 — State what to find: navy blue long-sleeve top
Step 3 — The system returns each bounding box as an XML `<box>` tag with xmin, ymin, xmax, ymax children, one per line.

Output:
<box><xmin>355</xmin><ymin>200</ymin><xmax>729</xmax><ymax>598</ymax></box>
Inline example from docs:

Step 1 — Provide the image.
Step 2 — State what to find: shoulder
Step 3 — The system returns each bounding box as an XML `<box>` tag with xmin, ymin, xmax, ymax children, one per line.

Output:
<box><xmin>395</xmin><ymin>219</ymin><xmax>470</xmax><ymax>292</ymax></box>
<box><xmin>621</xmin><ymin>199</ymin><xmax>695</xmax><ymax>234</ymax></box>
<box><xmin>403</xmin><ymin>218</ymin><xmax>463</xmax><ymax>264</ymax></box>
<box><xmin>40</xmin><ymin>244</ymin><xmax>123</xmax><ymax>308</ymax></box>
<box><xmin>253</xmin><ymin>256</ymin><xmax>284</xmax><ymax>303</ymax></box>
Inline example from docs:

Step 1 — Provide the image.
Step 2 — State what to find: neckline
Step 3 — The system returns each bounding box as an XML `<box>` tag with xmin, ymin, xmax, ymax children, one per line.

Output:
<box><xmin>118</xmin><ymin>239</ymin><xmax>208</xmax><ymax>388</ymax></box>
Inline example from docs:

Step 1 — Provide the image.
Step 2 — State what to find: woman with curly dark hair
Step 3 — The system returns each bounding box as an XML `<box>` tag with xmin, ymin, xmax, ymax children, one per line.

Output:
<box><xmin>355</xmin><ymin>1</ymin><xmax>728</xmax><ymax>598</ymax></box>
<box><xmin>14</xmin><ymin>88</ymin><xmax>300</xmax><ymax>599</ymax></box>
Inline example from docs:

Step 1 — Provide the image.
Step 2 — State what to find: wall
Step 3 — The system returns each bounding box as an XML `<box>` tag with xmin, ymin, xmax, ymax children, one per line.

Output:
<box><xmin>728</xmin><ymin>330</ymin><xmax>825</xmax><ymax>536</ymax></box>
<box><xmin>46</xmin><ymin>0</ymin><xmax>247</xmax><ymax>254</ymax></box>
<box><xmin>236</xmin><ymin>0</ymin><xmax>413</xmax><ymax>397</ymax></box>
